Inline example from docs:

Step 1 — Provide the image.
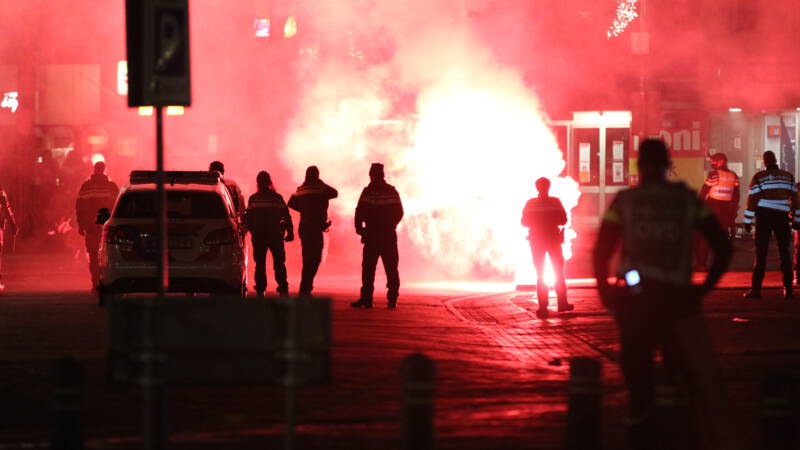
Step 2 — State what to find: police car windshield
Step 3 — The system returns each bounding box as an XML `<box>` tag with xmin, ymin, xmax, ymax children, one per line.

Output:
<box><xmin>114</xmin><ymin>191</ymin><xmax>228</xmax><ymax>219</ymax></box>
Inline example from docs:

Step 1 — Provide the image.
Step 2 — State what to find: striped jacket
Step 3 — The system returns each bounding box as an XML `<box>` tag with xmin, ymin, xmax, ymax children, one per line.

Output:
<box><xmin>354</xmin><ymin>180</ymin><xmax>403</xmax><ymax>235</ymax></box>
<box><xmin>743</xmin><ymin>166</ymin><xmax>800</xmax><ymax>225</ymax></box>
<box><xmin>75</xmin><ymin>174</ymin><xmax>119</xmax><ymax>231</ymax></box>
<box><xmin>245</xmin><ymin>189</ymin><xmax>293</xmax><ymax>238</ymax></box>
<box><xmin>287</xmin><ymin>180</ymin><xmax>338</xmax><ymax>229</ymax></box>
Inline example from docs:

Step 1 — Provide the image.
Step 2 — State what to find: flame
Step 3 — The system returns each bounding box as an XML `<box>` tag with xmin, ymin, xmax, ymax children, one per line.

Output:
<box><xmin>392</xmin><ymin>87</ymin><xmax>580</xmax><ymax>283</ymax></box>
<box><xmin>281</xmin><ymin>11</ymin><xmax>580</xmax><ymax>284</ymax></box>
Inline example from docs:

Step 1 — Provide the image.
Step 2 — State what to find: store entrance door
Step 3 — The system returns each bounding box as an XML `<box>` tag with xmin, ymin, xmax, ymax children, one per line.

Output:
<box><xmin>567</xmin><ymin>111</ymin><xmax>632</xmax><ymax>227</ymax></box>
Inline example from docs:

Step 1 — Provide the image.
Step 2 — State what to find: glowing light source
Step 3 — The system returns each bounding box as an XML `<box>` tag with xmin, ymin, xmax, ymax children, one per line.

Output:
<box><xmin>607</xmin><ymin>0</ymin><xmax>639</xmax><ymax>39</ymax></box>
<box><xmin>729</xmin><ymin>108</ymin><xmax>742</xmax><ymax>112</ymax></box>
<box><xmin>117</xmin><ymin>61</ymin><xmax>128</xmax><ymax>95</ymax></box>
<box><xmin>90</xmin><ymin>153</ymin><xmax>106</xmax><ymax>165</ymax></box>
<box><xmin>284</xmin><ymin>17</ymin><xmax>297</xmax><ymax>38</ymax></box>
<box><xmin>1</xmin><ymin>91</ymin><xmax>19</xmax><ymax>113</ymax></box>
<box><xmin>137</xmin><ymin>106</ymin><xmax>184</xmax><ymax>116</ymax></box>
<box><xmin>254</xmin><ymin>18</ymin><xmax>270</xmax><ymax>38</ymax></box>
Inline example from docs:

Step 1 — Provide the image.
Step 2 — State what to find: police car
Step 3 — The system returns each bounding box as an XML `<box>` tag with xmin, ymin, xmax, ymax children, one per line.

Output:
<box><xmin>97</xmin><ymin>171</ymin><xmax>247</xmax><ymax>304</ymax></box>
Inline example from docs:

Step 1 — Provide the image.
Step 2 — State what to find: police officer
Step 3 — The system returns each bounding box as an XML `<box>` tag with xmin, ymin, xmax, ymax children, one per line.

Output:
<box><xmin>210</xmin><ymin>161</ymin><xmax>245</xmax><ymax>216</ymax></box>
<box><xmin>244</xmin><ymin>171</ymin><xmax>293</xmax><ymax>297</ymax></box>
<box><xmin>351</xmin><ymin>163</ymin><xmax>404</xmax><ymax>308</ymax></box>
<box><xmin>521</xmin><ymin>177</ymin><xmax>573</xmax><ymax>318</ymax></box>
<box><xmin>0</xmin><ymin>185</ymin><xmax>18</xmax><ymax>292</ymax></box>
<box><xmin>594</xmin><ymin>139</ymin><xmax>732</xmax><ymax>450</ymax></box>
<box><xmin>76</xmin><ymin>161</ymin><xmax>119</xmax><ymax>291</ymax></box>
<box><xmin>288</xmin><ymin>166</ymin><xmax>338</xmax><ymax>296</ymax></box>
<box><xmin>742</xmin><ymin>150</ymin><xmax>799</xmax><ymax>299</ymax></box>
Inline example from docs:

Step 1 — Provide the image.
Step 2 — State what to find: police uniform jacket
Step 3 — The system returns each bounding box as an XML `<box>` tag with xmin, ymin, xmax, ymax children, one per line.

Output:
<box><xmin>245</xmin><ymin>189</ymin><xmax>292</xmax><ymax>238</ymax></box>
<box><xmin>76</xmin><ymin>174</ymin><xmax>119</xmax><ymax>231</ymax></box>
<box><xmin>354</xmin><ymin>180</ymin><xmax>403</xmax><ymax>235</ymax></box>
<box><xmin>602</xmin><ymin>181</ymin><xmax>713</xmax><ymax>287</ymax></box>
<box><xmin>743</xmin><ymin>166</ymin><xmax>800</xmax><ymax>226</ymax></box>
<box><xmin>287</xmin><ymin>180</ymin><xmax>338</xmax><ymax>230</ymax></box>
<box><xmin>521</xmin><ymin>196</ymin><xmax>567</xmax><ymax>243</ymax></box>
<box><xmin>699</xmin><ymin>168</ymin><xmax>740</xmax><ymax>204</ymax></box>
<box><xmin>222</xmin><ymin>177</ymin><xmax>245</xmax><ymax>216</ymax></box>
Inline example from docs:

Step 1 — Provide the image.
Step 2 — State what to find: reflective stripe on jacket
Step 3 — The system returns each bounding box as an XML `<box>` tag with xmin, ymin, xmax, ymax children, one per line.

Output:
<box><xmin>706</xmin><ymin>169</ymin><xmax>739</xmax><ymax>202</ymax></box>
<box><xmin>744</xmin><ymin>167</ymin><xmax>799</xmax><ymax>224</ymax></box>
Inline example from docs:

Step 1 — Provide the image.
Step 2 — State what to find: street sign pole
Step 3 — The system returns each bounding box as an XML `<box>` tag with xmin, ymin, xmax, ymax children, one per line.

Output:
<box><xmin>142</xmin><ymin>104</ymin><xmax>169</xmax><ymax>450</ymax></box>
<box><xmin>285</xmin><ymin>299</ymin><xmax>297</xmax><ymax>450</ymax></box>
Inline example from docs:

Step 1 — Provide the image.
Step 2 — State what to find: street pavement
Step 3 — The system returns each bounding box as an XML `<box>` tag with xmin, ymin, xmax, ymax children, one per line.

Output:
<box><xmin>1</xmin><ymin>251</ymin><xmax>800</xmax><ymax>450</ymax></box>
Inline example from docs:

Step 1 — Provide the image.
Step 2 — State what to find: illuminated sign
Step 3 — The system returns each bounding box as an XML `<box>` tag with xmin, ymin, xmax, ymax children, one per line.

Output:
<box><xmin>117</xmin><ymin>61</ymin><xmax>128</xmax><ymax>95</ymax></box>
<box><xmin>284</xmin><ymin>17</ymin><xmax>297</xmax><ymax>38</ymax></box>
<box><xmin>138</xmin><ymin>105</ymin><xmax>185</xmax><ymax>116</ymax></box>
<box><xmin>254</xmin><ymin>18</ymin><xmax>270</xmax><ymax>38</ymax></box>
<box><xmin>1</xmin><ymin>91</ymin><xmax>19</xmax><ymax>113</ymax></box>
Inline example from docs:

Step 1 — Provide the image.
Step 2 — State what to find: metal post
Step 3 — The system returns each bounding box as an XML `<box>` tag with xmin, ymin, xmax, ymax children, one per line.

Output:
<box><xmin>565</xmin><ymin>357</ymin><xmax>602</xmax><ymax>450</ymax></box>
<box><xmin>285</xmin><ymin>299</ymin><xmax>297</xmax><ymax>450</ymax></box>
<box><xmin>156</xmin><ymin>105</ymin><xmax>168</xmax><ymax>296</ymax></box>
<box><xmin>143</xmin><ymin>105</ymin><xmax>168</xmax><ymax>450</ymax></box>
<box><xmin>50</xmin><ymin>357</ymin><xmax>84</xmax><ymax>450</ymax></box>
<box><xmin>402</xmin><ymin>353</ymin><xmax>435</xmax><ymax>450</ymax></box>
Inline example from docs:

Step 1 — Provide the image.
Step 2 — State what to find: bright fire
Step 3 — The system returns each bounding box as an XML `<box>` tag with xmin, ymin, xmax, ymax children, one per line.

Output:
<box><xmin>394</xmin><ymin>88</ymin><xmax>580</xmax><ymax>285</ymax></box>
<box><xmin>281</xmin><ymin>5</ymin><xmax>580</xmax><ymax>286</ymax></box>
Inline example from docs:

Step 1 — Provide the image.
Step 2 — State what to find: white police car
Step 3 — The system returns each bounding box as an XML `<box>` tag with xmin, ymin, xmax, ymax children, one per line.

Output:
<box><xmin>97</xmin><ymin>171</ymin><xmax>247</xmax><ymax>305</ymax></box>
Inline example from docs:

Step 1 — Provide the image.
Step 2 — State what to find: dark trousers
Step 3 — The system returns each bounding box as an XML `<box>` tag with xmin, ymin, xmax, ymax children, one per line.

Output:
<box><xmin>360</xmin><ymin>231</ymin><xmax>400</xmax><ymax>302</ymax></box>
<box><xmin>252</xmin><ymin>235</ymin><xmax>288</xmax><ymax>294</ymax></box>
<box><xmin>614</xmin><ymin>291</ymin><xmax>699</xmax><ymax>450</ymax></box>
<box><xmin>529</xmin><ymin>237</ymin><xmax>567</xmax><ymax>308</ymax></box>
<box><xmin>695</xmin><ymin>200</ymin><xmax>735</xmax><ymax>269</ymax></box>
<box><xmin>299</xmin><ymin>226</ymin><xmax>324</xmax><ymax>295</ymax></box>
<box><xmin>85</xmin><ymin>230</ymin><xmax>102</xmax><ymax>287</ymax></box>
<box><xmin>752</xmin><ymin>209</ymin><xmax>793</xmax><ymax>291</ymax></box>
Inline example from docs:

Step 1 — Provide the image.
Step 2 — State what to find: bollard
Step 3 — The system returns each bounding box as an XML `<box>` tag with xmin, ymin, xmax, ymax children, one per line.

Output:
<box><xmin>760</xmin><ymin>374</ymin><xmax>797</xmax><ymax>450</ymax></box>
<box><xmin>565</xmin><ymin>357</ymin><xmax>602</xmax><ymax>450</ymax></box>
<box><xmin>50</xmin><ymin>356</ymin><xmax>85</xmax><ymax>450</ymax></box>
<box><xmin>402</xmin><ymin>353</ymin><xmax>435</xmax><ymax>450</ymax></box>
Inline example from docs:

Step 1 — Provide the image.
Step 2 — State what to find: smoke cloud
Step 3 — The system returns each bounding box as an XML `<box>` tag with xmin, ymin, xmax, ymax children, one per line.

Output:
<box><xmin>282</xmin><ymin>0</ymin><xmax>579</xmax><ymax>280</ymax></box>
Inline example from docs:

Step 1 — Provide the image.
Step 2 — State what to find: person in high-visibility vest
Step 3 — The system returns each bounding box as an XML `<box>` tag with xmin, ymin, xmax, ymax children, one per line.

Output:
<box><xmin>594</xmin><ymin>138</ymin><xmax>733</xmax><ymax>450</ymax></box>
<box><xmin>743</xmin><ymin>150</ymin><xmax>799</xmax><ymax>299</ymax></box>
<box><xmin>695</xmin><ymin>152</ymin><xmax>740</xmax><ymax>270</ymax></box>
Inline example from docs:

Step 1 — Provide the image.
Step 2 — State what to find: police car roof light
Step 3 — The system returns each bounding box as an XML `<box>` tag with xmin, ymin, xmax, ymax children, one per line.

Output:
<box><xmin>129</xmin><ymin>170</ymin><xmax>221</xmax><ymax>185</ymax></box>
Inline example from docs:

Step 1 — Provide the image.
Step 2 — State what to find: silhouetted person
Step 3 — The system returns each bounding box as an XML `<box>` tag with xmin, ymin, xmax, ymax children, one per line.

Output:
<box><xmin>743</xmin><ymin>150</ymin><xmax>799</xmax><ymax>299</ymax></box>
<box><xmin>288</xmin><ymin>166</ymin><xmax>338</xmax><ymax>296</ymax></box>
<box><xmin>0</xmin><ymin>184</ymin><xmax>18</xmax><ymax>292</ymax></box>
<box><xmin>244</xmin><ymin>171</ymin><xmax>293</xmax><ymax>297</ymax></box>
<box><xmin>521</xmin><ymin>177</ymin><xmax>573</xmax><ymax>318</ymax></box>
<box><xmin>351</xmin><ymin>163</ymin><xmax>403</xmax><ymax>308</ymax></box>
<box><xmin>76</xmin><ymin>162</ymin><xmax>119</xmax><ymax>290</ymax></box>
<box><xmin>594</xmin><ymin>139</ymin><xmax>732</xmax><ymax>450</ymax></box>
<box><xmin>695</xmin><ymin>152</ymin><xmax>740</xmax><ymax>270</ymax></box>
<box><xmin>210</xmin><ymin>161</ymin><xmax>245</xmax><ymax>216</ymax></box>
